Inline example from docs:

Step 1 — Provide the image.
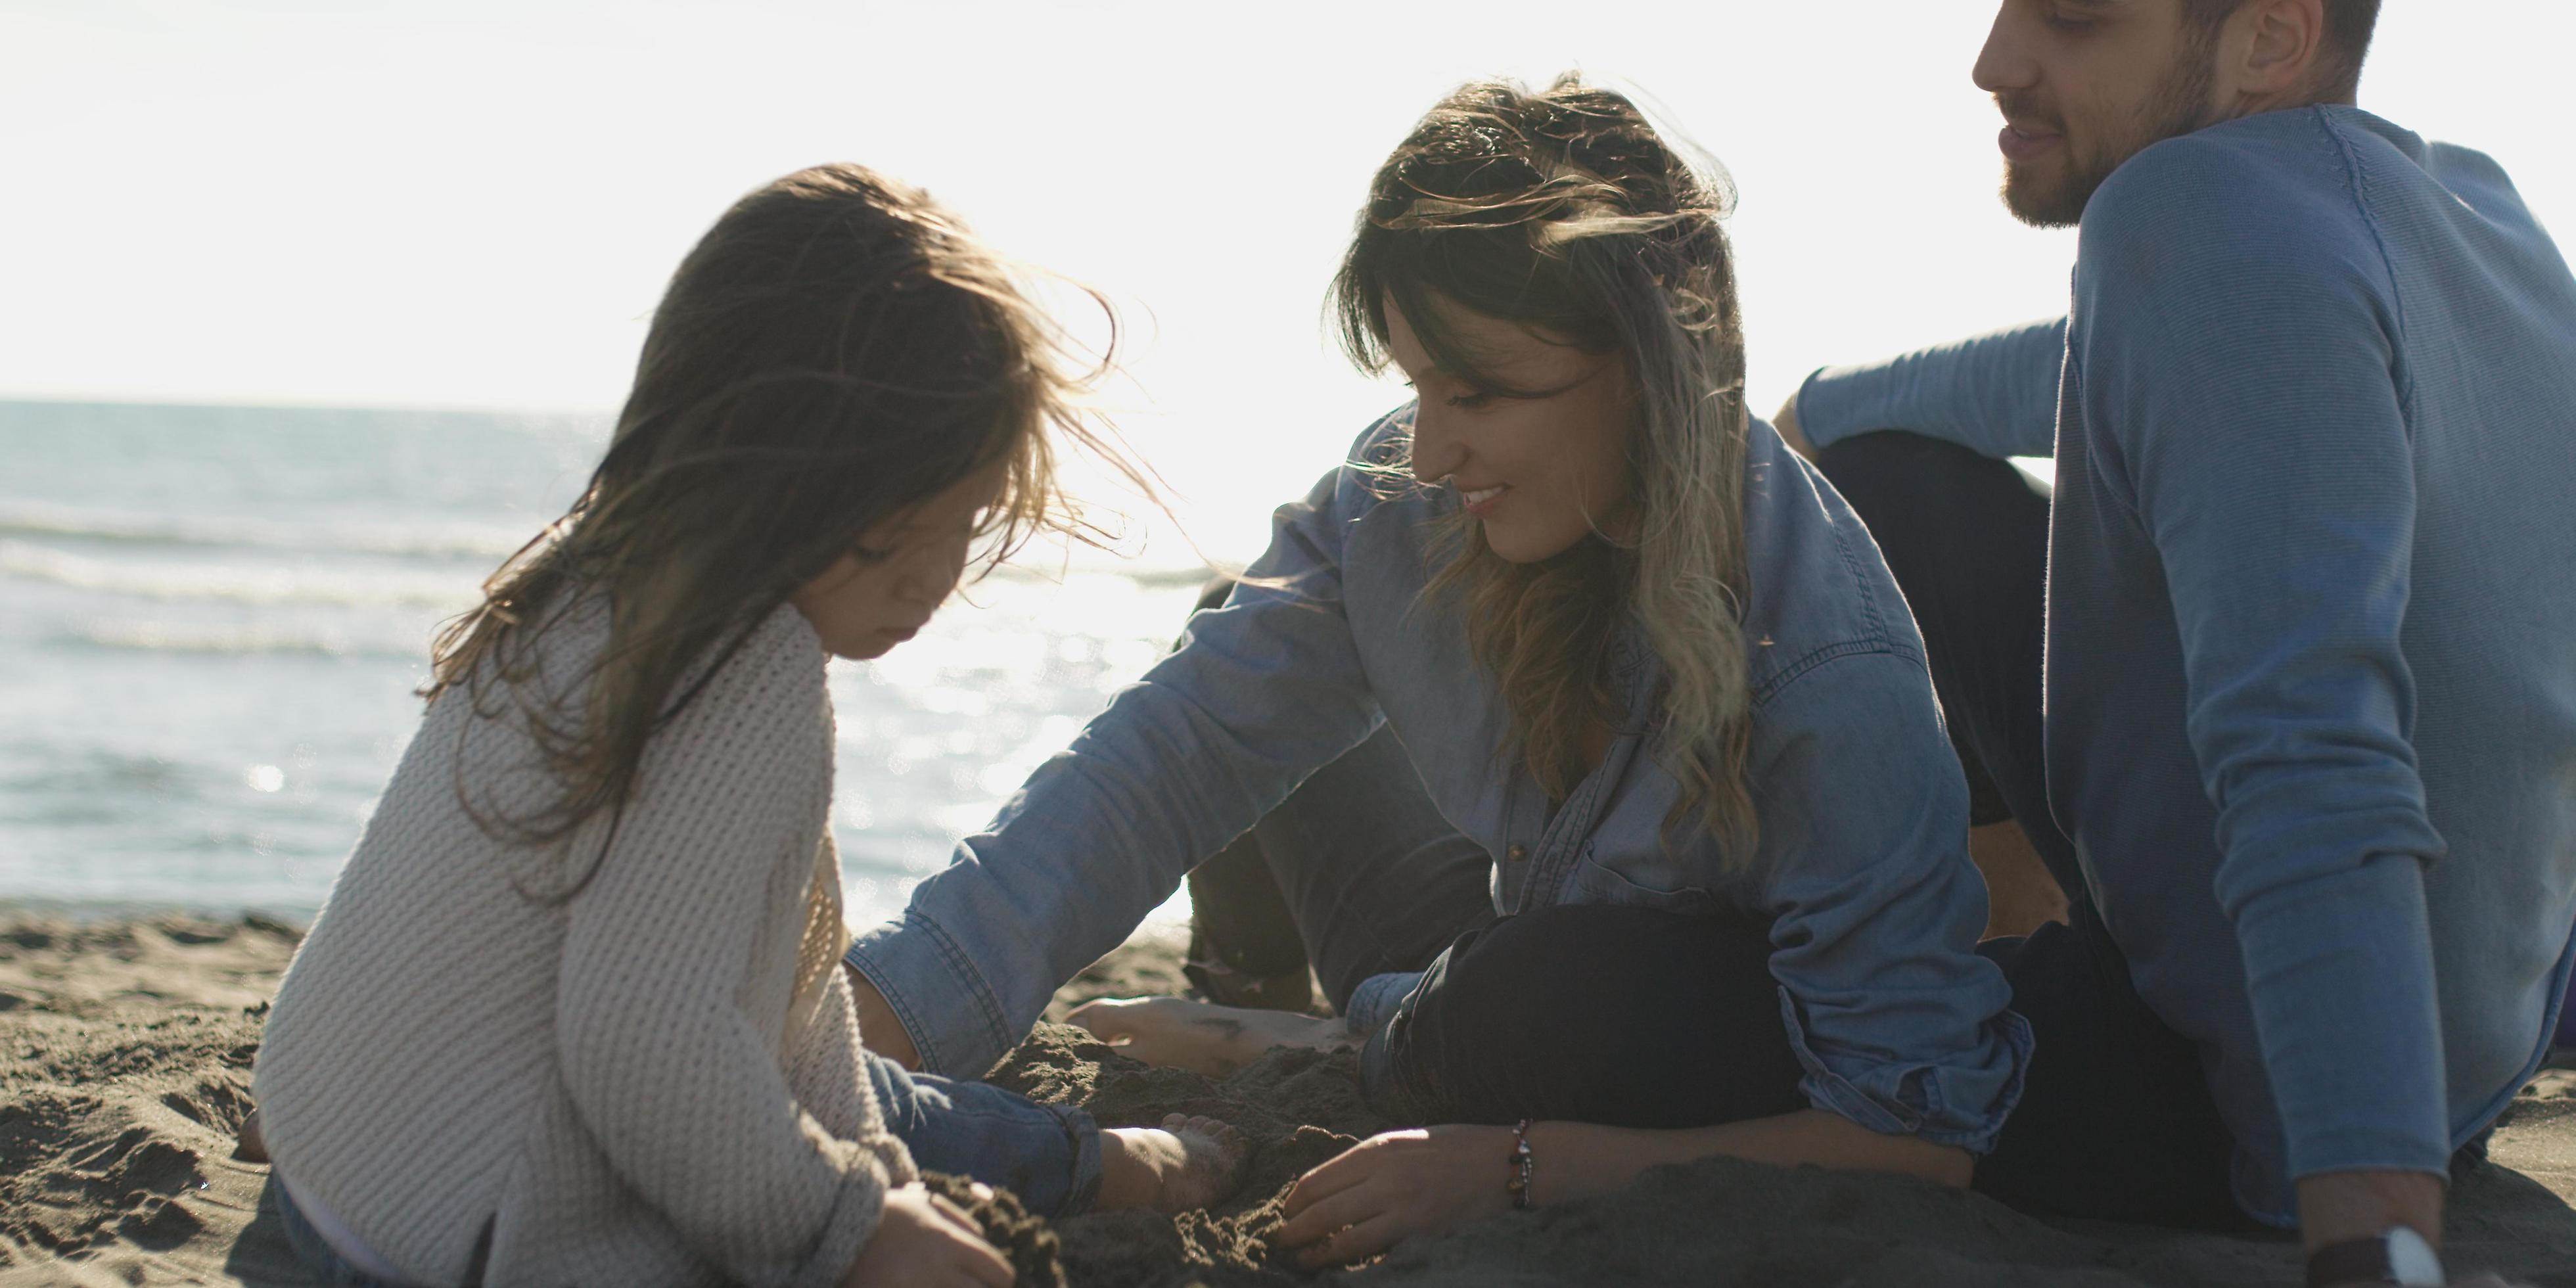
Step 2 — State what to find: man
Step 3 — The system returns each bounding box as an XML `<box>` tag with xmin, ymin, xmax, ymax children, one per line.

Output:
<box><xmin>1777</xmin><ymin>1</ymin><xmax>2576</xmax><ymax>1283</ymax></box>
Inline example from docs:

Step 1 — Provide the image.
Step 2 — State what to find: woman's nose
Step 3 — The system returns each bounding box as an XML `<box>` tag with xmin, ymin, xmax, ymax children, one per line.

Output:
<box><xmin>1410</xmin><ymin>409</ymin><xmax>1464</xmax><ymax>484</ymax></box>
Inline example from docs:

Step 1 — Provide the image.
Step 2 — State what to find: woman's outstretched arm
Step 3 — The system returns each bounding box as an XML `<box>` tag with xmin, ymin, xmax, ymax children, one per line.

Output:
<box><xmin>1275</xmin><ymin>1113</ymin><xmax>1969</xmax><ymax>1268</ymax></box>
<box><xmin>845</xmin><ymin>421</ymin><xmax>1410</xmax><ymax>1078</ymax></box>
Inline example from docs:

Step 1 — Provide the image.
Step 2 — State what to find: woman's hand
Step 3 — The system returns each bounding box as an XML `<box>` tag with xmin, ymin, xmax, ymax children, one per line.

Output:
<box><xmin>1276</xmin><ymin>1126</ymin><xmax>1519</xmax><ymax>1268</ymax></box>
<box><xmin>840</xmin><ymin>1183</ymin><xmax>1012</xmax><ymax>1287</ymax></box>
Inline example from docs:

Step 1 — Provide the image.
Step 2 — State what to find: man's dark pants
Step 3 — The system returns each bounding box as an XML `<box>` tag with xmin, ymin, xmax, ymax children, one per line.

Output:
<box><xmin>1816</xmin><ymin>430</ymin><xmax>2242</xmax><ymax>1228</ymax></box>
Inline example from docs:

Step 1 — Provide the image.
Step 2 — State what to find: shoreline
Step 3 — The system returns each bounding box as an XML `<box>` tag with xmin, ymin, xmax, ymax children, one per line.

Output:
<box><xmin>5</xmin><ymin>910</ymin><xmax>2573</xmax><ymax>1286</ymax></box>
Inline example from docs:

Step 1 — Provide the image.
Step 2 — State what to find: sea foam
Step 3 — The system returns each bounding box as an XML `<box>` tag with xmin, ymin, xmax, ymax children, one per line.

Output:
<box><xmin>0</xmin><ymin>499</ymin><xmax>536</xmax><ymax>561</ymax></box>
<box><xmin>0</xmin><ymin>540</ymin><xmax>474</xmax><ymax>609</ymax></box>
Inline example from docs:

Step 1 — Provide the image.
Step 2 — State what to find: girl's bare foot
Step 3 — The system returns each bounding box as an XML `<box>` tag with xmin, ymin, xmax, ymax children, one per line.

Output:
<box><xmin>1096</xmin><ymin>1115</ymin><xmax>1251</xmax><ymax>1212</ymax></box>
<box><xmin>1067</xmin><ymin>996</ymin><xmax>1348</xmax><ymax>1076</ymax></box>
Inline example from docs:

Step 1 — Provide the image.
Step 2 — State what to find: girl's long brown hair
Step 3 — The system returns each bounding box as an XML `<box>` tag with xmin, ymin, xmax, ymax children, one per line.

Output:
<box><xmin>430</xmin><ymin>163</ymin><xmax>1138</xmax><ymax>899</ymax></box>
<box><xmin>1333</xmin><ymin>76</ymin><xmax>1759</xmax><ymax>860</ymax></box>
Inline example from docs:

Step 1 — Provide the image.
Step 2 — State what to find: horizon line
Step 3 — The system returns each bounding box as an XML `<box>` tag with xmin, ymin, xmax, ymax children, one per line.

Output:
<box><xmin>0</xmin><ymin>391</ymin><xmax>616</xmax><ymax>419</ymax></box>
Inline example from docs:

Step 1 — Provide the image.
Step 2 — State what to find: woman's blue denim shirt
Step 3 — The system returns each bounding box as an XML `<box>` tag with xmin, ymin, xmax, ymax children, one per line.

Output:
<box><xmin>849</xmin><ymin>411</ymin><xmax>2031</xmax><ymax>1151</ymax></box>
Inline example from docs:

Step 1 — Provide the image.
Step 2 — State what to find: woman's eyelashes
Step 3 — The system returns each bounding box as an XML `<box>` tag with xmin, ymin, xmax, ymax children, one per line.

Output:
<box><xmin>1398</xmin><ymin>377</ymin><xmax>1497</xmax><ymax>411</ymax></box>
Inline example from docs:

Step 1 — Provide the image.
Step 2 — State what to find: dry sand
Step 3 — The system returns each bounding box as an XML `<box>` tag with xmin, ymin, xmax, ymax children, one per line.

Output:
<box><xmin>4</xmin><ymin>911</ymin><xmax>2572</xmax><ymax>1287</ymax></box>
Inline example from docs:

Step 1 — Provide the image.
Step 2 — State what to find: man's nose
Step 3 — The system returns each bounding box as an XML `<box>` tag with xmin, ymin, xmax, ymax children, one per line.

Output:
<box><xmin>1971</xmin><ymin>4</ymin><xmax>2036</xmax><ymax>95</ymax></box>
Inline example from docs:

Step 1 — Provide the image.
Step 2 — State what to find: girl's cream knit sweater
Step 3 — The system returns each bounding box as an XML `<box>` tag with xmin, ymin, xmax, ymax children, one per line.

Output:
<box><xmin>253</xmin><ymin>599</ymin><xmax>914</xmax><ymax>1287</ymax></box>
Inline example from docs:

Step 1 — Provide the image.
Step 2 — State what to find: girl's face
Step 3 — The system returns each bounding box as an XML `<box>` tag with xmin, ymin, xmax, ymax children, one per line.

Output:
<box><xmin>1386</xmin><ymin>292</ymin><xmax>1639</xmax><ymax>564</ymax></box>
<box><xmin>791</xmin><ymin>461</ymin><xmax>1007</xmax><ymax>660</ymax></box>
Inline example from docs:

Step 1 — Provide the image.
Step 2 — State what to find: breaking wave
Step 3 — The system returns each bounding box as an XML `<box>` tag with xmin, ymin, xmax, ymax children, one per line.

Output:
<box><xmin>0</xmin><ymin>540</ymin><xmax>474</xmax><ymax>609</ymax></box>
<box><xmin>66</xmin><ymin>620</ymin><xmax>426</xmax><ymax>659</ymax></box>
<box><xmin>0</xmin><ymin>500</ymin><xmax>539</xmax><ymax>561</ymax></box>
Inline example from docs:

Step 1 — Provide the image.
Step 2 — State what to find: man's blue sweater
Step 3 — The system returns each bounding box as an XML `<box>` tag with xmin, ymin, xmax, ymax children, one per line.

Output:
<box><xmin>1795</xmin><ymin>106</ymin><xmax>2576</xmax><ymax>1222</ymax></box>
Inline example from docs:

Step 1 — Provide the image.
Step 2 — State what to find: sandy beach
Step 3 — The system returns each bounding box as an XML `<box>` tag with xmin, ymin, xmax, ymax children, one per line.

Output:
<box><xmin>4</xmin><ymin>911</ymin><xmax>2571</xmax><ymax>1287</ymax></box>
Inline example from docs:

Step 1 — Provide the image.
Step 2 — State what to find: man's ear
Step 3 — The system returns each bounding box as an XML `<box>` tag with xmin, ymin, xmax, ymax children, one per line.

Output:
<box><xmin>2224</xmin><ymin>0</ymin><xmax>2331</xmax><ymax>103</ymax></box>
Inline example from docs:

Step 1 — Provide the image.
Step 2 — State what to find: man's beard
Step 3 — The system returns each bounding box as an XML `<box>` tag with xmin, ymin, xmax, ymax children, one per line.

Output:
<box><xmin>2000</xmin><ymin>45</ymin><xmax>2217</xmax><ymax>227</ymax></box>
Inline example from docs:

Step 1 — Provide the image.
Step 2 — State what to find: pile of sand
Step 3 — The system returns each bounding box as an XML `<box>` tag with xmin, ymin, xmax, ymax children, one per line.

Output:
<box><xmin>5</xmin><ymin>912</ymin><xmax>2573</xmax><ymax>1286</ymax></box>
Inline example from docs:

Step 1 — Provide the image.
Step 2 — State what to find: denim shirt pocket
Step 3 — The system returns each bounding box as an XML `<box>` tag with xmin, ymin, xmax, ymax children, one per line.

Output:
<box><xmin>1552</xmin><ymin>841</ymin><xmax>1726</xmax><ymax>915</ymax></box>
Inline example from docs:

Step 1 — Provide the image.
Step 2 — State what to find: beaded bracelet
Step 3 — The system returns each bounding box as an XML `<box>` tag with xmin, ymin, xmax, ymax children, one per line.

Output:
<box><xmin>1504</xmin><ymin>1118</ymin><xmax>1534</xmax><ymax>1210</ymax></box>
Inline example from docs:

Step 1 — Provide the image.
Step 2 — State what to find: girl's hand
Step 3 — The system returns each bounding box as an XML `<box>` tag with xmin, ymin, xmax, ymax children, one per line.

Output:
<box><xmin>1276</xmin><ymin>1126</ymin><xmax>1519</xmax><ymax>1268</ymax></box>
<box><xmin>840</xmin><ymin>1183</ymin><xmax>1012</xmax><ymax>1287</ymax></box>
<box><xmin>233</xmin><ymin>1107</ymin><xmax>268</xmax><ymax>1162</ymax></box>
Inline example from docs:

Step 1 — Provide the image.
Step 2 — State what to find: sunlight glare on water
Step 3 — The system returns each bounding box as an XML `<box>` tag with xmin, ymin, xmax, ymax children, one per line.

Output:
<box><xmin>0</xmin><ymin>400</ymin><xmax>1210</xmax><ymax>929</ymax></box>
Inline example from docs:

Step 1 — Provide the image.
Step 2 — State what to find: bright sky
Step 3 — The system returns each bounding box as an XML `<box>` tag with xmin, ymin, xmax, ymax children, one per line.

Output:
<box><xmin>6</xmin><ymin>1</ymin><xmax>2569</xmax><ymax>561</ymax></box>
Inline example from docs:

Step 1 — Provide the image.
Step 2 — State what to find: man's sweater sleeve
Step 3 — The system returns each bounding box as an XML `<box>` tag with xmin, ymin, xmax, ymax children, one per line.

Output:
<box><xmin>2073</xmin><ymin>133</ymin><xmax>2451</xmax><ymax>1184</ymax></box>
<box><xmin>1794</xmin><ymin>316</ymin><xmax>2068</xmax><ymax>459</ymax></box>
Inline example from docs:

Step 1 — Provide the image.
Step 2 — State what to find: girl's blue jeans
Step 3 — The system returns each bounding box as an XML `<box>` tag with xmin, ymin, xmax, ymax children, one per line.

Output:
<box><xmin>864</xmin><ymin>1049</ymin><xmax>1103</xmax><ymax>1215</ymax></box>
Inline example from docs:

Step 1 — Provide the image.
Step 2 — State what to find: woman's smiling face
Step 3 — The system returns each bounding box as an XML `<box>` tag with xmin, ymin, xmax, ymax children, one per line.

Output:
<box><xmin>1386</xmin><ymin>290</ymin><xmax>1638</xmax><ymax>564</ymax></box>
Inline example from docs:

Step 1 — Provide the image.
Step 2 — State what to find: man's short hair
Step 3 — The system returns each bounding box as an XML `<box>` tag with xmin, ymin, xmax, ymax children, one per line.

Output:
<box><xmin>2183</xmin><ymin>0</ymin><xmax>2383</xmax><ymax>99</ymax></box>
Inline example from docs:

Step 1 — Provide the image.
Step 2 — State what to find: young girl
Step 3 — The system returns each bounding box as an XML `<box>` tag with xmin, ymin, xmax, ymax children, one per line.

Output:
<box><xmin>841</xmin><ymin>78</ymin><xmax>2029</xmax><ymax>1268</ymax></box>
<box><xmin>248</xmin><ymin>164</ymin><xmax>1242</xmax><ymax>1288</ymax></box>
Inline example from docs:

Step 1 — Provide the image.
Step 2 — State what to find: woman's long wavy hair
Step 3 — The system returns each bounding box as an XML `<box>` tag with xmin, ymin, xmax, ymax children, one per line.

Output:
<box><xmin>428</xmin><ymin>162</ymin><xmax>1138</xmax><ymax>899</ymax></box>
<box><xmin>1333</xmin><ymin>75</ymin><xmax>1759</xmax><ymax>858</ymax></box>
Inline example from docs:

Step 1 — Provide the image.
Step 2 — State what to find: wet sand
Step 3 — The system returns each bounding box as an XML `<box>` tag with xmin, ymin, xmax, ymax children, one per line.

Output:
<box><xmin>5</xmin><ymin>913</ymin><xmax>2573</xmax><ymax>1285</ymax></box>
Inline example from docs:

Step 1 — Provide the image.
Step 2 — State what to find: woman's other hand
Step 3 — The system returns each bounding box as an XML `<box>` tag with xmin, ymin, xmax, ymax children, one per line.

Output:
<box><xmin>1276</xmin><ymin>1125</ymin><xmax>1519</xmax><ymax>1268</ymax></box>
<box><xmin>840</xmin><ymin>1182</ymin><xmax>1012</xmax><ymax>1287</ymax></box>
<box><xmin>1066</xmin><ymin>996</ymin><xmax>1346</xmax><ymax>1077</ymax></box>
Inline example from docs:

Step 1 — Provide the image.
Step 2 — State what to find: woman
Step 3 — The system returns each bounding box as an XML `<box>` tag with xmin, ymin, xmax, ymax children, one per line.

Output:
<box><xmin>844</xmin><ymin>76</ymin><xmax>2029</xmax><ymax>1266</ymax></box>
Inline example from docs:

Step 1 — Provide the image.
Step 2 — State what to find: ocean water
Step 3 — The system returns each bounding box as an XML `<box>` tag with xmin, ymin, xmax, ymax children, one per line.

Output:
<box><xmin>0</xmin><ymin>400</ymin><xmax>1207</xmax><ymax>927</ymax></box>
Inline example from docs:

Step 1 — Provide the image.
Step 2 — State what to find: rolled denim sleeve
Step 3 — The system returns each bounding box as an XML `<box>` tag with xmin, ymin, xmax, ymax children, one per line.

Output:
<box><xmin>1795</xmin><ymin>317</ymin><xmax>2069</xmax><ymax>460</ymax></box>
<box><xmin>1751</xmin><ymin>649</ymin><xmax>2031</xmax><ymax>1153</ymax></box>
<box><xmin>847</xmin><ymin>432</ymin><xmax>1397</xmax><ymax>1078</ymax></box>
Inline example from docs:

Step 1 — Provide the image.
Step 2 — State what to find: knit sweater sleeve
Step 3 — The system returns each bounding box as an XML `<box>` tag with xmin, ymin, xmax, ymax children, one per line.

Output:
<box><xmin>1792</xmin><ymin>316</ymin><xmax>2068</xmax><ymax>459</ymax></box>
<box><xmin>787</xmin><ymin>965</ymin><xmax>919</xmax><ymax>1185</ymax></box>
<box><xmin>2073</xmin><ymin>125</ymin><xmax>2449</xmax><ymax>1184</ymax></box>
<box><xmin>552</xmin><ymin>609</ymin><xmax>894</xmax><ymax>1288</ymax></box>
